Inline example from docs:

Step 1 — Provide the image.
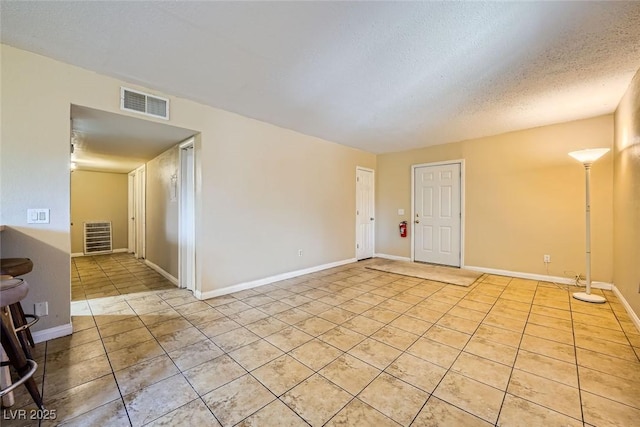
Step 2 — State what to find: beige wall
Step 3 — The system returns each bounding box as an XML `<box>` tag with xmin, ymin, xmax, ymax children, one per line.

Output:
<box><xmin>70</xmin><ymin>170</ymin><xmax>128</xmax><ymax>254</ymax></box>
<box><xmin>0</xmin><ymin>45</ymin><xmax>375</xmax><ymax>332</ymax></box>
<box><xmin>145</xmin><ymin>145</ymin><xmax>179</xmax><ymax>278</ymax></box>
<box><xmin>613</xmin><ymin>68</ymin><xmax>640</xmax><ymax>316</ymax></box>
<box><xmin>377</xmin><ymin>116</ymin><xmax>614</xmax><ymax>282</ymax></box>
<box><xmin>202</xmin><ymin>111</ymin><xmax>375</xmax><ymax>288</ymax></box>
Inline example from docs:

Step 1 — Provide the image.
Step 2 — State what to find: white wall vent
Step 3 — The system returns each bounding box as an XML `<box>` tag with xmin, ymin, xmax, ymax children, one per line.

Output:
<box><xmin>120</xmin><ymin>87</ymin><xmax>169</xmax><ymax>120</ymax></box>
<box><xmin>84</xmin><ymin>221</ymin><xmax>113</xmax><ymax>255</ymax></box>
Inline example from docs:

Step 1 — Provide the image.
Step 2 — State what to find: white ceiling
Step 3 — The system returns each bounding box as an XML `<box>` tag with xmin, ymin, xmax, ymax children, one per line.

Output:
<box><xmin>3</xmin><ymin>2</ymin><xmax>640</xmax><ymax>153</ymax></box>
<box><xmin>71</xmin><ymin>106</ymin><xmax>195</xmax><ymax>173</ymax></box>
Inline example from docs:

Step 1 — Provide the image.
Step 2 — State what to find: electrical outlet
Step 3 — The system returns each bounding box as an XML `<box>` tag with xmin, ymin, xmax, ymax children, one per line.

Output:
<box><xmin>298</xmin><ymin>249</ymin><xmax>303</xmax><ymax>257</ymax></box>
<box><xmin>543</xmin><ymin>254</ymin><xmax>551</xmax><ymax>263</ymax></box>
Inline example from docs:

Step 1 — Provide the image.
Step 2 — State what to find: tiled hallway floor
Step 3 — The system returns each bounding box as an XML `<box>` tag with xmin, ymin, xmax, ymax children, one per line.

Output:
<box><xmin>3</xmin><ymin>253</ymin><xmax>640</xmax><ymax>426</ymax></box>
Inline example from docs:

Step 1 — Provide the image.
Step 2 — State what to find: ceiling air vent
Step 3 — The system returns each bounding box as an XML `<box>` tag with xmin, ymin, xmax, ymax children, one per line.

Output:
<box><xmin>120</xmin><ymin>87</ymin><xmax>169</xmax><ymax>120</ymax></box>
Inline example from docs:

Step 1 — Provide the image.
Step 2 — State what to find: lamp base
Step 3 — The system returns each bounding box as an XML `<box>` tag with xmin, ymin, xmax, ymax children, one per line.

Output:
<box><xmin>572</xmin><ymin>292</ymin><xmax>606</xmax><ymax>304</ymax></box>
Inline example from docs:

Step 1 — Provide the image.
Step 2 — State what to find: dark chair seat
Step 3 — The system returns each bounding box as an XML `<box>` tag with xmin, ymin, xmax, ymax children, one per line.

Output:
<box><xmin>0</xmin><ymin>278</ymin><xmax>28</xmax><ymax>307</ymax></box>
<box><xmin>0</xmin><ymin>258</ymin><xmax>33</xmax><ymax>277</ymax></box>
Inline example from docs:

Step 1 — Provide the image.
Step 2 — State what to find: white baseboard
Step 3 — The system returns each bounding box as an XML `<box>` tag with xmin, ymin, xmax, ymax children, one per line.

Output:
<box><xmin>464</xmin><ymin>265</ymin><xmax>613</xmax><ymax>290</ymax></box>
<box><xmin>71</xmin><ymin>248</ymin><xmax>128</xmax><ymax>258</ymax></box>
<box><xmin>32</xmin><ymin>322</ymin><xmax>73</xmax><ymax>344</ymax></box>
<box><xmin>144</xmin><ymin>259</ymin><xmax>179</xmax><ymax>286</ymax></box>
<box><xmin>612</xmin><ymin>285</ymin><xmax>640</xmax><ymax>334</ymax></box>
<box><xmin>195</xmin><ymin>258</ymin><xmax>357</xmax><ymax>300</ymax></box>
<box><xmin>374</xmin><ymin>253</ymin><xmax>412</xmax><ymax>262</ymax></box>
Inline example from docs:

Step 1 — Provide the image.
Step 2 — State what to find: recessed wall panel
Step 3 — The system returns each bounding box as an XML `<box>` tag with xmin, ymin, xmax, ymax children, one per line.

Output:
<box><xmin>440</xmin><ymin>226</ymin><xmax>451</xmax><ymax>254</ymax></box>
<box><xmin>423</xmin><ymin>225</ymin><xmax>433</xmax><ymax>251</ymax></box>
<box><xmin>440</xmin><ymin>185</ymin><xmax>452</xmax><ymax>218</ymax></box>
<box><xmin>422</xmin><ymin>187</ymin><xmax>433</xmax><ymax>218</ymax></box>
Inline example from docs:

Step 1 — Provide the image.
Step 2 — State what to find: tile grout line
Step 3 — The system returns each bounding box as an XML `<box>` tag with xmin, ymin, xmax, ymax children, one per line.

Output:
<box><xmin>493</xmin><ymin>277</ymin><xmax>539</xmax><ymax>426</ymax></box>
<box><xmin>72</xmin><ymin>258</ymin><xmax>500</xmax><ymax>424</ymax></box>
<box><xmin>41</xmin><ymin>255</ymin><xmax>638</xmax><ymax>426</ymax></box>
<box><xmin>569</xmin><ymin>288</ymin><xmax>587</xmax><ymax>426</ymax></box>
<box><xmin>243</xmin><ymin>267</ymin><xmax>407</xmax><ymax>426</ymax></box>
<box><xmin>75</xmin><ymin>255</ymin><xmax>185</xmax><ymax>425</ymax></box>
<box><xmin>299</xmin><ymin>272</ymin><xmax>476</xmax><ymax>425</ymax></box>
<box><xmin>77</xmin><ymin>255</ymin><xmax>218</xmax><ymax>427</ymax></box>
<box><xmin>402</xmin><ymin>278</ymin><xmax>486</xmax><ymax>426</ymax></box>
<box><xmin>68</xmin><ymin>256</ymin><xmax>134</xmax><ymax>427</ymax></box>
<box><xmin>413</xmin><ymin>275</ymin><xmax>515</xmax><ymax>426</ymax></box>
<box><xmin>605</xmin><ymin>290</ymin><xmax>640</xmax><ymax>363</ymax></box>
<box><xmin>243</xmin><ymin>266</ymin><xmax>424</xmax><ymax>425</ymax></box>
<box><xmin>229</xmin><ymin>269</ymin><xmax>491</xmax><ymax>425</ymax></box>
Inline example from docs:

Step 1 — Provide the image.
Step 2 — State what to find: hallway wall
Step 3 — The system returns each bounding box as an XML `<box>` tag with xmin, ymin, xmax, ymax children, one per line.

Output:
<box><xmin>145</xmin><ymin>144</ymin><xmax>180</xmax><ymax>278</ymax></box>
<box><xmin>70</xmin><ymin>170</ymin><xmax>129</xmax><ymax>254</ymax></box>
<box><xmin>614</xmin><ymin>67</ymin><xmax>640</xmax><ymax>316</ymax></box>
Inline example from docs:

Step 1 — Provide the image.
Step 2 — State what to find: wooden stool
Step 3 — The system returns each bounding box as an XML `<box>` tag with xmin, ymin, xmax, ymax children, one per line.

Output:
<box><xmin>0</xmin><ymin>258</ymin><xmax>37</xmax><ymax>358</ymax></box>
<box><xmin>0</xmin><ymin>278</ymin><xmax>43</xmax><ymax>409</ymax></box>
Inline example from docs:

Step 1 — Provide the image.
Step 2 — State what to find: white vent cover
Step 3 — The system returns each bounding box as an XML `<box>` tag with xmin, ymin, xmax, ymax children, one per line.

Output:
<box><xmin>120</xmin><ymin>87</ymin><xmax>169</xmax><ymax>120</ymax></box>
<box><xmin>84</xmin><ymin>221</ymin><xmax>113</xmax><ymax>255</ymax></box>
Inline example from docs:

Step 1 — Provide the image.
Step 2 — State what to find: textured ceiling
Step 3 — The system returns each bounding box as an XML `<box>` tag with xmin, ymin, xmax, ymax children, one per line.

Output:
<box><xmin>3</xmin><ymin>1</ymin><xmax>640</xmax><ymax>153</ymax></box>
<box><xmin>71</xmin><ymin>106</ymin><xmax>195</xmax><ymax>173</ymax></box>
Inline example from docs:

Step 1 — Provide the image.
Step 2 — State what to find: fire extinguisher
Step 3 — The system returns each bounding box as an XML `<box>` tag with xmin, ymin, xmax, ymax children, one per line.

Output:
<box><xmin>399</xmin><ymin>221</ymin><xmax>407</xmax><ymax>238</ymax></box>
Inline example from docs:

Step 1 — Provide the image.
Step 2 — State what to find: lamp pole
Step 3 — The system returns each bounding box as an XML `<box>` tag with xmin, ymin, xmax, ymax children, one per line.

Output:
<box><xmin>584</xmin><ymin>163</ymin><xmax>594</xmax><ymax>296</ymax></box>
<box><xmin>569</xmin><ymin>148</ymin><xmax>609</xmax><ymax>304</ymax></box>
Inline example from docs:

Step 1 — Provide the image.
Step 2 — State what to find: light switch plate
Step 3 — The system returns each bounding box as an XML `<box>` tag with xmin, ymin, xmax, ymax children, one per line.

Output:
<box><xmin>398</xmin><ymin>209</ymin><xmax>405</xmax><ymax>215</ymax></box>
<box><xmin>34</xmin><ymin>302</ymin><xmax>48</xmax><ymax>316</ymax></box>
<box><xmin>27</xmin><ymin>209</ymin><xmax>50</xmax><ymax>224</ymax></box>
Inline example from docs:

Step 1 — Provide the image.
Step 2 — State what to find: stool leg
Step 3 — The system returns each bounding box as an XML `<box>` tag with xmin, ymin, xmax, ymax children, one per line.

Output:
<box><xmin>0</xmin><ymin>309</ymin><xmax>43</xmax><ymax>409</ymax></box>
<box><xmin>1</xmin><ymin>347</ymin><xmax>15</xmax><ymax>408</ymax></box>
<box><xmin>9</xmin><ymin>304</ymin><xmax>33</xmax><ymax>359</ymax></box>
<box><xmin>15</xmin><ymin>303</ymin><xmax>36</xmax><ymax>348</ymax></box>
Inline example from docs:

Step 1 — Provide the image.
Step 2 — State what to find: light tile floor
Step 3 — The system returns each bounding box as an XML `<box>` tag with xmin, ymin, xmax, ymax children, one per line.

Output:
<box><xmin>3</xmin><ymin>253</ymin><xmax>640</xmax><ymax>426</ymax></box>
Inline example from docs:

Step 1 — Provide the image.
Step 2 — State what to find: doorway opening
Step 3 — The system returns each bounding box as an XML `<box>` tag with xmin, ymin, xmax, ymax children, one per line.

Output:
<box><xmin>70</xmin><ymin>105</ymin><xmax>198</xmax><ymax>294</ymax></box>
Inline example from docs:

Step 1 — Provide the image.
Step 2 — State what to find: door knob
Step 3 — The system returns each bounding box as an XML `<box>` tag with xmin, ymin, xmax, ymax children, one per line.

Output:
<box><xmin>370</xmin><ymin>217</ymin><xmax>374</xmax><ymax>221</ymax></box>
<box><xmin>415</xmin><ymin>220</ymin><xmax>420</xmax><ymax>224</ymax></box>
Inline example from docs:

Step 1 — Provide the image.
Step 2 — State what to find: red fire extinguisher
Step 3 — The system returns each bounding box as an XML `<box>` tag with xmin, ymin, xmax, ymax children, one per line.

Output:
<box><xmin>399</xmin><ymin>221</ymin><xmax>407</xmax><ymax>238</ymax></box>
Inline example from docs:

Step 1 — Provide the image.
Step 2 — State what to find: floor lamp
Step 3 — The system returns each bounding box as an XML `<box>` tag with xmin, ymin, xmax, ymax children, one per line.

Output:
<box><xmin>568</xmin><ymin>148</ymin><xmax>609</xmax><ymax>304</ymax></box>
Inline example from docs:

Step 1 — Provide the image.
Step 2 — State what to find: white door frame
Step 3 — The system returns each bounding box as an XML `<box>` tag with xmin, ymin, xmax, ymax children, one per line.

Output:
<box><xmin>127</xmin><ymin>171</ymin><xmax>136</xmax><ymax>253</ymax></box>
<box><xmin>411</xmin><ymin>160</ymin><xmax>465</xmax><ymax>267</ymax></box>
<box><xmin>127</xmin><ymin>172</ymin><xmax>135</xmax><ymax>253</ymax></box>
<box><xmin>178</xmin><ymin>137</ymin><xmax>196</xmax><ymax>291</ymax></box>
<box><xmin>131</xmin><ymin>165</ymin><xmax>146</xmax><ymax>259</ymax></box>
<box><xmin>355</xmin><ymin>166</ymin><xmax>375</xmax><ymax>260</ymax></box>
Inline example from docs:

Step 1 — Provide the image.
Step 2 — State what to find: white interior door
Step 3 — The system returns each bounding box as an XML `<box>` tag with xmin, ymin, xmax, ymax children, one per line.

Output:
<box><xmin>356</xmin><ymin>167</ymin><xmax>375</xmax><ymax>260</ymax></box>
<box><xmin>179</xmin><ymin>138</ymin><xmax>196</xmax><ymax>291</ymax></box>
<box><xmin>413</xmin><ymin>163</ymin><xmax>461</xmax><ymax>266</ymax></box>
